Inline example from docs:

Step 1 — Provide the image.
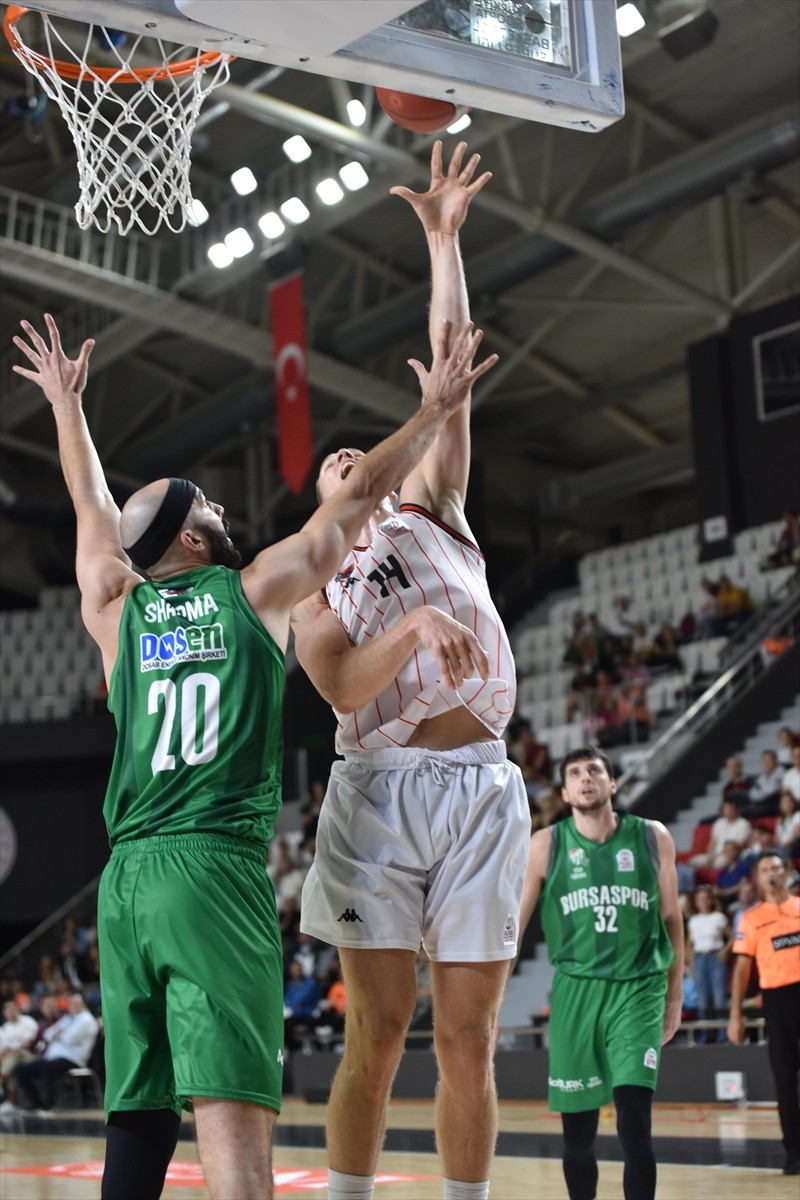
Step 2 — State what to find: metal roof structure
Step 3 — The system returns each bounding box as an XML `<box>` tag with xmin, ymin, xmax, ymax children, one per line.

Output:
<box><xmin>1</xmin><ymin>0</ymin><xmax>798</xmax><ymax>603</ymax></box>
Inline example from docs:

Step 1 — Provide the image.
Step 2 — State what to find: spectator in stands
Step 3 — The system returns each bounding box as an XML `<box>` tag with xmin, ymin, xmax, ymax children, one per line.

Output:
<box><xmin>722</xmin><ymin>755</ymin><xmax>754</xmax><ymax>808</ymax></box>
<box><xmin>320</xmin><ymin>961</ymin><xmax>347</xmax><ymax>1039</ymax></box>
<box><xmin>81</xmin><ymin>944</ymin><xmax>102</xmax><ymax>1017</ymax></box>
<box><xmin>603</xmin><ymin>595</ymin><xmax>640</xmax><ymax>646</ymax></box>
<box><xmin>686</xmin><ymin>888</ymin><xmax>732</xmax><ymax>1043</ymax></box>
<box><xmin>715</xmin><ymin>575</ymin><xmax>757</xmax><ymax>635</ymax></box>
<box><xmin>647</xmin><ymin>623</ymin><xmax>683</xmax><ymax>673</ymax></box>
<box><xmin>744</xmin><ymin>750</ymin><xmax>786</xmax><ymax>818</ymax></box>
<box><xmin>534</xmin><ymin>788</ymin><xmax>569</xmax><ymax>829</ymax></box>
<box><xmin>301</xmin><ymin>780</ymin><xmax>326</xmax><ymax>844</ymax></box>
<box><xmin>691</xmin><ymin>795</ymin><xmax>753</xmax><ymax>868</ymax></box>
<box><xmin>614</xmin><ymin>681</ymin><xmax>652</xmax><ymax>745</ymax></box>
<box><xmin>290</xmin><ymin>932</ymin><xmax>321</xmax><ymax>979</ymax></box>
<box><xmin>765</xmin><ymin>509</ymin><xmax>800</xmax><ymax>570</ymax></box>
<box><xmin>14</xmin><ymin>992</ymin><xmax>98</xmax><ymax>1112</ymax></box>
<box><xmin>782</xmin><ymin>745</ymin><xmax>800</xmax><ymax>801</ymax></box>
<box><xmin>562</xmin><ymin>611</ymin><xmax>595</xmax><ymax>668</ymax></box>
<box><xmin>0</xmin><ymin>1000</ymin><xmax>38</xmax><ymax>1110</ymax></box>
<box><xmin>776</xmin><ymin>791</ymin><xmax>800</xmax><ymax>858</ymax></box>
<box><xmin>777</xmin><ymin>727</ymin><xmax>800</xmax><ymax>768</ymax></box>
<box><xmin>730</xmin><ymin>878</ymin><xmax>758</xmax><ymax>934</ymax></box>
<box><xmin>698</xmin><ymin>578</ymin><xmax>721</xmax><ymax>640</ymax></box>
<box><xmin>713</xmin><ymin>842</ymin><xmax>754</xmax><ymax>907</ymax></box>
<box><xmin>283</xmin><ymin>961</ymin><xmax>320</xmax><ymax>1052</ymax></box>
<box><xmin>32</xmin><ymin>954</ymin><xmax>63</xmax><ymax>1004</ymax></box>
<box><xmin>513</xmin><ymin>719</ymin><xmax>553</xmax><ymax>801</ymax></box>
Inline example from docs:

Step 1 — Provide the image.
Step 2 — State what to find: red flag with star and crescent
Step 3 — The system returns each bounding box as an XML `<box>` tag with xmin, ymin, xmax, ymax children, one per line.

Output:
<box><xmin>268</xmin><ymin>269</ymin><xmax>313</xmax><ymax>494</ymax></box>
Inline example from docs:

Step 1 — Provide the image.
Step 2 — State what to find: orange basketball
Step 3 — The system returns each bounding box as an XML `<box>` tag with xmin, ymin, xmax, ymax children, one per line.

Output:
<box><xmin>375</xmin><ymin>88</ymin><xmax>457</xmax><ymax>133</ymax></box>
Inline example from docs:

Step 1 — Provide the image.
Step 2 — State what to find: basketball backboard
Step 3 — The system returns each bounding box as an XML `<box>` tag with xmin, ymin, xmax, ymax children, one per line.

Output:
<box><xmin>15</xmin><ymin>0</ymin><xmax>624</xmax><ymax>131</ymax></box>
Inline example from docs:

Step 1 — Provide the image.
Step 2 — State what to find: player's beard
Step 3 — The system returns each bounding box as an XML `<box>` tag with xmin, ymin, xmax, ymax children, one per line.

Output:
<box><xmin>568</xmin><ymin>791</ymin><xmax>613</xmax><ymax>814</ymax></box>
<box><xmin>198</xmin><ymin>521</ymin><xmax>243</xmax><ymax>569</ymax></box>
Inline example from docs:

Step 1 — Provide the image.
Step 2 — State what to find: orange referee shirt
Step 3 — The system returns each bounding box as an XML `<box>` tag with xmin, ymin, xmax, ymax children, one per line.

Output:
<box><xmin>733</xmin><ymin>898</ymin><xmax>800</xmax><ymax>989</ymax></box>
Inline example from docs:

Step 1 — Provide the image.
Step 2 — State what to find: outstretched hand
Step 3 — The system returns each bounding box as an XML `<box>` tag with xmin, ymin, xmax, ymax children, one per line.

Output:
<box><xmin>12</xmin><ymin>313</ymin><xmax>94</xmax><ymax>407</ymax></box>
<box><xmin>389</xmin><ymin>140</ymin><xmax>491</xmax><ymax>236</ymax></box>
<box><xmin>408</xmin><ymin>319</ymin><xmax>498</xmax><ymax>415</ymax></box>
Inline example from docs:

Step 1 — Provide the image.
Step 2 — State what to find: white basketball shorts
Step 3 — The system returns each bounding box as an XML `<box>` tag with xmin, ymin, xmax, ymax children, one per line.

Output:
<box><xmin>299</xmin><ymin>740</ymin><xmax>530</xmax><ymax>961</ymax></box>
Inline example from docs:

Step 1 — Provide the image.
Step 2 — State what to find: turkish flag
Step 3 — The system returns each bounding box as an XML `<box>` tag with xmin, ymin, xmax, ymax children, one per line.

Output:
<box><xmin>268</xmin><ymin>269</ymin><xmax>313</xmax><ymax>494</ymax></box>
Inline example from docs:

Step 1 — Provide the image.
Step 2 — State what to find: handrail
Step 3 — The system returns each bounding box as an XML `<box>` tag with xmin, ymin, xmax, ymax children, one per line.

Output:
<box><xmin>617</xmin><ymin>571</ymin><xmax>800</xmax><ymax>801</ymax></box>
<box><xmin>0</xmin><ymin>875</ymin><xmax>100</xmax><ymax>974</ymax></box>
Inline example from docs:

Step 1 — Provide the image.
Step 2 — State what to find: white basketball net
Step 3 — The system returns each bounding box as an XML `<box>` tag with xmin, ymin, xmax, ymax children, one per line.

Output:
<box><xmin>7</xmin><ymin>11</ymin><xmax>232</xmax><ymax>236</ymax></box>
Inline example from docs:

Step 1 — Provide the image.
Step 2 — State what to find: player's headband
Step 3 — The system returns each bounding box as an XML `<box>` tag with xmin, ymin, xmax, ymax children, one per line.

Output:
<box><xmin>123</xmin><ymin>477</ymin><xmax>197</xmax><ymax>570</ymax></box>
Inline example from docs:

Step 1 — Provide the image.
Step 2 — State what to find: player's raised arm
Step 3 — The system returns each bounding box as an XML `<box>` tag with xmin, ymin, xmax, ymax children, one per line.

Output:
<box><xmin>391</xmin><ymin>141</ymin><xmax>492</xmax><ymax>524</ymax></box>
<box><xmin>243</xmin><ymin>320</ymin><xmax>497</xmax><ymax>646</ymax></box>
<box><xmin>12</xmin><ymin>314</ymin><xmax>139</xmax><ymax>649</ymax></box>
<box><xmin>520</xmin><ymin>828</ymin><xmax>551</xmax><ymax>938</ymax></box>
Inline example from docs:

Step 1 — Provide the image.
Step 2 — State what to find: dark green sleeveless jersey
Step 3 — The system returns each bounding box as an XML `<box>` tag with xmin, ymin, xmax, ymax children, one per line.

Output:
<box><xmin>104</xmin><ymin>566</ymin><xmax>284</xmax><ymax>847</ymax></box>
<box><xmin>540</xmin><ymin>813</ymin><xmax>674</xmax><ymax>980</ymax></box>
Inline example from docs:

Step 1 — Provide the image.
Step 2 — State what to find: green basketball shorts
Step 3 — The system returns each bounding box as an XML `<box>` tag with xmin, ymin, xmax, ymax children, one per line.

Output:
<box><xmin>98</xmin><ymin>833</ymin><xmax>284</xmax><ymax>1119</ymax></box>
<box><xmin>547</xmin><ymin>970</ymin><xmax>667</xmax><ymax>1112</ymax></box>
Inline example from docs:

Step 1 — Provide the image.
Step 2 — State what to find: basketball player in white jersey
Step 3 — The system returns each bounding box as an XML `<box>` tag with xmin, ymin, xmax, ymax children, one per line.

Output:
<box><xmin>291</xmin><ymin>143</ymin><xmax>530</xmax><ymax>1200</ymax></box>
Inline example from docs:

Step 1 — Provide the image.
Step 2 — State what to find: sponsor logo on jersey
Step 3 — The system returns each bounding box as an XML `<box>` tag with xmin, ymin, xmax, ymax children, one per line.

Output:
<box><xmin>334</xmin><ymin>565</ymin><xmax>358</xmax><ymax>589</ymax></box>
<box><xmin>139</xmin><ymin>623</ymin><xmax>228</xmax><ymax>670</ymax></box>
<box><xmin>616</xmin><ymin>849</ymin><xmax>635</xmax><ymax>872</ymax></box>
<box><xmin>337</xmin><ymin>908</ymin><xmax>363</xmax><ymax>923</ymax></box>
<box><xmin>587</xmin><ymin>1075</ymin><xmax>603</xmax><ymax>1089</ymax></box>
<box><xmin>644</xmin><ymin>1047</ymin><xmax>657</xmax><ymax>1069</ymax></box>
<box><xmin>144</xmin><ymin>593</ymin><xmax>219</xmax><ymax>624</ymax></box>
<box><xmin>559</xmin><ymin>884</ymin><xmax>649</xmax><ymax>915</ymax></box>
<box><xmin>503</xmin><ymin>914</ymin><xmax>516</xmax><ymax>945</ymax></box>
<box><xmin>773</xmin><ymin>931</ymin><xmax>800</xmax><ymax>952</ymax></box>
<box><xmin>156</xmin><ymin>585</ymin><xmax>194</xmax><ymax>597</ymax></box>
<box><xmin>569</xmin><ymin>847</ymin><xmax>589</xmax><ymax>867</ymax></box>
<box><xmin>549</xmin><ymin>1076</ymin><xmax>585</xmax><ymax>1092</ymax></box>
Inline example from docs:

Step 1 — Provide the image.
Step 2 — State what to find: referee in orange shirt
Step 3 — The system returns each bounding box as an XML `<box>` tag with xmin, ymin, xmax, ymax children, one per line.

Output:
<box><xmin>728</xmin><ymin>851</ymin><xmax>800</xmax><ymax>1176</ymax></box>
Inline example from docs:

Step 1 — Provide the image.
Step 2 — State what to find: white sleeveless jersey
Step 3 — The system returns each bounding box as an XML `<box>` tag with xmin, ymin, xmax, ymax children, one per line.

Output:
<box><xmin>324</xmin><ymin>504</ymin><xmax>516</xmax><ymax>753</ymax></box>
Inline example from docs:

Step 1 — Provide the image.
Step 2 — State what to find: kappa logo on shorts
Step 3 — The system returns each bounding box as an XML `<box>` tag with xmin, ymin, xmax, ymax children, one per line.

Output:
<box><xmin>337</xmin><ymin>908</ymin><xmax>364</xmax><ymax>923</ymax></box>
<box><xmin>616</xmin><ymin>849</ymin><xmax>635</xmax><ymax>872</ymax></box>
<box><xmin>644</xmin><ymin>1047</ymin><xmax>657</xmax><ymax>1069</ymax></box>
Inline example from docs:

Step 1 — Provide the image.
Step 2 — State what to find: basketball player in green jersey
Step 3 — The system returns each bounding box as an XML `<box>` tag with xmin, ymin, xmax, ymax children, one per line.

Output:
<box><xmin>12</xmin><ymin>312</ymin><xmax>497</xmax><ymax>1200</ymax></box>
<box><xmin>520</xmin><ymin>746</ymin><xmax>684</xmax><ymax>1200</ymax></box>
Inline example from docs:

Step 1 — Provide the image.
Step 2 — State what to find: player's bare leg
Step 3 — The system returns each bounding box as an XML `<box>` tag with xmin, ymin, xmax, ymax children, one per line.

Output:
<box><xmin>194</xmin><ymin>1097</ymin><xmax>276</xmax><ymax>1199</ymax></box>
<box><xmin>326</xmin><ymin>948</ymin><xmax>417</xmax><ymax>1175</ymax></box>
<box><xmin>430</xmin><ymin>960</ymin><xmax>509</xmax><ymax>1181</ymax></box>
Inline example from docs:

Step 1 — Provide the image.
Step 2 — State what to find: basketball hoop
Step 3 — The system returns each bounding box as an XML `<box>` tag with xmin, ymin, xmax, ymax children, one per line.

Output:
<box><xmin>3</xmin><ymin>6</ymin><xmax>233</xmax><ymax>235</ymax></box>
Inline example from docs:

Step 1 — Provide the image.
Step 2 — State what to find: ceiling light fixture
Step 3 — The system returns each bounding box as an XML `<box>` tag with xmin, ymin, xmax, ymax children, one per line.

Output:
<box><xmin>282</xmin><ymin>135</ymin><xmax>312</xmax><ymax>163</ymax></box>
<box><xmin>280</xmin><ymin>196</ymin><xmax>311</xmax><ymax>224</ymax></box>
<box><xmin>207</xmin><ymin>242</ymin><xmax>234</xmax><ymax>268</ymax></box>
<box><xmin>339</xmin><ymin>161</ymin><xmax>369</xmax><ymax>191</ymax></box>
<box><xmin>316</xmin><ymin>178</ymin><xmax>344</xmax><ymax>205</ymax></box>
<box><xmin>346</xmin><ymin>98</ymin><xmax>367</xmax><ymax>127</ymax></box>
<box><xmin>258</xmin><ymin>211</ymin><xmax>285</xmax><ymax>239</ymax></box>
<box><xmin>616</xmin><ymin>3</ymin><xmax>645</xmax><ymax>37</ymax></box>
<box><xmin>224</xmin><ymin>227</ymin><xmax>254</xmax><ymax>257</ymax></box>
<box><xmin>230</xmin><ymin>167</ymin><xmax>257</xmax><ymax>196</ymax></box>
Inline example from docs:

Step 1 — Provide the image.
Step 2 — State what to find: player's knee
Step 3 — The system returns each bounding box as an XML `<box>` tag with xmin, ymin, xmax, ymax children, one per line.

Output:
<box><xmin>434</xmin><ymin>1013</ymin><xmax>495</xmax><ymax>1079</ymax></box>
<box><xmin>344</xmin><ymin>1003</ymin><xmax>410</xmax><ymax>1066</ymax></box>
<box><xmin>562</xmin><ymin>1109</ymin><xmax>599</xmax><ymax>1150</ymax></box>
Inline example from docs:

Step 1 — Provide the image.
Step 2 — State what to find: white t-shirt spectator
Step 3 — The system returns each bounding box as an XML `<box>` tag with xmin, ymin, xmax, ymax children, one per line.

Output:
<box><xmin>777</xmin><ymin>810</ymin><xmax>800</xmax><ymax>847</ymax></box>
<box><xmin>687</xmin><ymin>911</ymin><xmax>729</xmax><ymax>954</ymax></box>
<box><xmin>782</xmin><ymin>766</ymin><xmax>800</xmax><ymax>801</ymax></box>
<box><xmin>0</xmin><ymin>1012</ymin><xmax>38</xmax><ymax>1053</ymax></box>
<box><xmin>750</xmin><ymin>766</ymin><xmax>785</xmax><ymax>801</ymax></box>
<box><xmin>43</xmin><ymin>1009</ymin><xmax>98</xmax><ymax>1067</ymax></box>
<box><xmin>706</xmin><ymin>814</ymin><xmax>753</xmax><ymax>866</ymax></box>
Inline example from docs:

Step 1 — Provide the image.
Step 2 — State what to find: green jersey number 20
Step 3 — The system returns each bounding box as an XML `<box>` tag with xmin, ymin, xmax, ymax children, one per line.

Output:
<box><xmin>148</xmin><ymin>673</ymin><xmax>220</xmax><ymax>774</ymax></box>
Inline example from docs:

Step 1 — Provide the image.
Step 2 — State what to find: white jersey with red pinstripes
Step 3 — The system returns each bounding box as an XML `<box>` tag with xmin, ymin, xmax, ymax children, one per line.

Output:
<box><xmin>324</xmin><ymin>504</ymin><xmax>516</xmax><ymax>753</ymax></box>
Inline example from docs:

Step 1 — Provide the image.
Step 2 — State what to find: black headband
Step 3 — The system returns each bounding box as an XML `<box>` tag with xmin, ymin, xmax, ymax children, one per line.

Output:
<box><xmin>123</xmin><ymin>477</ymin><xmax>197</xmax><ymax>570</ymax></box>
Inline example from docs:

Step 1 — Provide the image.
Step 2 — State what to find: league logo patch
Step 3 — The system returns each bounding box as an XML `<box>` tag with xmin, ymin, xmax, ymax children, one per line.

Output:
<box><xmin>616</xmin><ymin>849</ymin><xmax>635</xmax><ymax>872</ymax></box>
<box><xmin>644</xmin><ymin>1047</ymin><xmax>657</xmax><ymax>1069</ymax></box>
<box><xmin>503</xmin><ymin>914</ymin><xmax>516</xmax><ymax>945</ymax></box>
<box><xmin>380</xmin><ymin>517</ymin><xmax>408</xmax><ymax>537</ymax></box>
<box><xmin>569</xmin><ymin>847</ymin><xmax>588</xmax><ymax>867</ymax></box>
